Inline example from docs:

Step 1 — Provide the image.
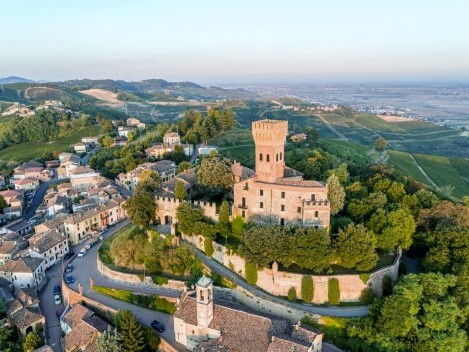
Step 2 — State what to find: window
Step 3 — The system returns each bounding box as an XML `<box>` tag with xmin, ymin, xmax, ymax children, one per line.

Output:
<box><xmin>266</xmin><ymin>154</ymin><xmax>270</xmax><ymax>162</ymax></box>
<box><xmin>281</xmin><ymin>192</ymin><xmax>285</xmax><ymax>199</ymax></box>
<box><xmin>276</xmin><ymin>154</ymin><xmax>279</xmax><ymax>161</ymax></box>
<box><xmin>281</xmin><ymin>205</ymin><xmax>285</xmax><ymax>211</ymax></box>
<box><xmin>297</xmin><ymin>207</ymin><xmax>301</xmax><ymax>213</ymax></box>
<box><xmin>260</xmin><ymin>202</ymin><xmax>264</xmax><ymax>209</ymax></box>
<box><xmin>280</xmin><ymin>218</ymin><xmax>285</xmax><ymax>226</ymax></box>
<box><xmin>315</xmin><ymin>211</ymin><xmax>319</xmax><ymax>217</ymax></box>
<box><xmin>260</xmin><ymin>189</ymin><xmax>264</xmax><ymax>196</ymax></box>
<box><xmin>260</xmin><ymin>153</ymin><xmax>263</xmax><ymax>161</ymax></box>
<box><xmin>242</xmin><ymin>210</ymin><xmax>246</xmax><ymax>218</ymax></box>
<box><xmin>311</xmin><ymin>194</ymin><xmax>316</xmax><ymax>201</ymax></box>
<box><xmin>280</xmin><ymin>152</ymin><xmax>283</xmax><ymax>160</ymax></box>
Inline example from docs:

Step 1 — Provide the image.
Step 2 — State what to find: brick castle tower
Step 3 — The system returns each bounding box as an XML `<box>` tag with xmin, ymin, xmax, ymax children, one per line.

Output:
<box><xmin>252</xmin><ymin>120</ymin><xmax>288</xmax><ymax>183</ymax></box>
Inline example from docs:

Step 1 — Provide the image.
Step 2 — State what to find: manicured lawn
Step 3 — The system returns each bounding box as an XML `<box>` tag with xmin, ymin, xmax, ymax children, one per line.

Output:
<box><xmin>413</xmin><ymin>153</ymin><xmax>469</xmax><ymax>198</ymax></box>
<box><xmin>92</xmin><ymin>285</ymin><xmax>176</xmax><ymax>314</ymax></box>
<box><xmin>387</xmin><ymin>150</ymin><xmax>430</xmax><ymax>184</ymax></box>
<box><xmin>0</xmin><ymin>125</ymin><xmax>102</xmax><ymax>162</ymax></box>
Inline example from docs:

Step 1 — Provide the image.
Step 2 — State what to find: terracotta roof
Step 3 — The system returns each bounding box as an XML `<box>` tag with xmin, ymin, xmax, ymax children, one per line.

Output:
<box><xmin>62</xmin><ymin>304</ymin><xmax>92</xmax><ymax>329</ymax></box>
<box><xmin>14</xmin><ymin>178</ymin><xmax>38</xmax><ymax>185</ymax></box>
<box><xmin>10</xmin><ymin>307</ymin><xmax>44</xmax><ymax>330</ymax></box>
<box><xmin>65</xmin><ymin>198</ymin><xmax>122</xmax><ymax>225</ymax></box>
<box><xmin>164</xmin><ymin>131</ymin><xmax>180</xmax><ymax>138</ymax></box>
<box><xmin>267</xmin><ymin>336</ymin><xmax>309</xmax><ymax>352</ymax></box>
<box><xmin>62</xmin><ymin>320</ymin><xmax>99</xmax><ymax>351</ymax></box>
<box><xmin>291</xmin><ymin>322</ymin><xmax>322</xmax><ymax>343</ymax></box>
<box><xmin>0</xmin><ymin>257</ymin><xmax>44</xmax><ymax>274</ymax></box>
<box><xmin>34</xmin><ymin>346</ymin><xmax>54</xmax><ymax>352</ymax></box>
<box><xmin>29</xmin><ymin>231</ymin><xmax>67</xmax><ymax>254</ymax></box>
<box><xmin>0</xmin><ymin>190</ymin><xmax>24</xmax><ymax>198</ymax></box>
<box><xmin>35</xmin><ymin>215</ymin><xmax>67</xmax><ymax>232</ymax></box>
<box><xmin>273</xmin><ymin>178</ymin><xmax>325</xmax><ymax>188</ymax></box>
<box><xmin>14</xmin><ymin>288</ymin><xmax>39</xmax><ymax>307</ymax></box>
<box><xmin>17</xmin><ymin>160</ymin><xmax>43</xmax><ymax>171</ymax></box>
<box><xmin>0</xmin><ymin>240</ymin><xmax>18</xmax><ymax>255</ymax></box>
<box><xmin>231</xmin><ymin>163</ymin><xmax>255</xmax><ymax>180</ymax></box>
<box><xmin>7</xmin><ymin>299</ymin><xmax>23</xmax><ymax>315</ymax></box>
<box><xmin>69</xmin><ymin>166</ymin><xmax>96</xmax><ymax>175</ymax></box>
<box><xmin>283</xmin><ymin>167</ymin><xmax>303</xmax><ymax>179</ymax></box>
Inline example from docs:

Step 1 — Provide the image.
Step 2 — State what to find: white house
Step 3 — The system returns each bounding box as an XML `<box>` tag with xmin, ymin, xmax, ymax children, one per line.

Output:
<box><xmin>14</xmin><ymin>178</ymin><xmax>40</xmax><ymax>191</ymax></box>
<box><xmin>0</xmin><ymin>257</ymin><xmax>46</xmax><ymax>290</ymax></box>
<box><xmin>26</xmin><ymin>231</ymin><xmax>69</xmax><ymax>270</ymax></box>
<box><xmin>198</xmin><ymin>146</ymin><xmax>218</xmax><ymax>156</ymax></box>
<box><xmin>117</xmin><ymin>126</ymin><xmax>134</xmax><ymax>138</ymax></box>
<box><xmin>73</xmin><ymin>143</ymin><xmax>87</xmax><ymax>153</ymax></box>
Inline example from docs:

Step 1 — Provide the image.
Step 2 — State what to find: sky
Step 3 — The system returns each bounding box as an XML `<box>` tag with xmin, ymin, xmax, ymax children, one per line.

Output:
<box><xmin>1</xmin><ymin>0</ymin><xmax>469</xmax><ymax>84</ymax></box>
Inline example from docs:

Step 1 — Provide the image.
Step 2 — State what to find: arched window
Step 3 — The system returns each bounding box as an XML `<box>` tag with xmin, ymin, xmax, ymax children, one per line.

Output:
<box><xmin>266</xmin><ymin>154</ymin><xmax>270</xmax><ymax>162</ymax></box>
<box><xmin>259</xmin><ymin>153</ymin><xmax>263</xmax><ymax>161</ymax></box>
<box><xmin>280</xmin><ymin>152</ymin><xmax>283</xmax><ymax>160</ymax></box>
<box><xmin>276</xmin><ymin>154</ymin><xmax>278</xmax><ymax>161</ymax></box>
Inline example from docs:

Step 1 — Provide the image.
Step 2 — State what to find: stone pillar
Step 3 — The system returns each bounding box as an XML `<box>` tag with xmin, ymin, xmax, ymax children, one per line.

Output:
<box><xmin>272</xmin><ymin>261</ymin><xmax>278</xmax><ymax>284</ymax></box>
<box><xmin>78</xmin><ymin>283</ymin><xmax>83</xmax><ymax>296</ymax></box>
<box><xmin>90</xmin><ymin>277</ymin><xmax>94</xmax><ymax>289</ymax></box>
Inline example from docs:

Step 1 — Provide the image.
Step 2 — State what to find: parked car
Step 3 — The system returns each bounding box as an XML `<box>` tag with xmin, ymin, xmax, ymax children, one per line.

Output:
<box><xmin>77</xmin><ymin>249</ymin><xmax>87</xmax><ymax>258</ymax></box>
<box><xmin>66</xmin><ymin>264</ymin><xmax>73</xmax><ymax>273</ymax></box>
<box><xmin>54</xmin><ymin>295</ymin><xmax>62</xmax><ymax>305</ymax></box>
<box><xmin>84</xmin><ymin>244</ymin><xmax>91</xmax><ymax>251</ymax></box>
<box><xmin>64</xmin><ymin>251</ymin><xmax>74</xmax><ymax>260</ymax></box>
<box><xmin>151</xmin><ymin>320</ymin><xmax>165</xmax><ymax>332</ymax></box>
<box><xmin>65</xmin><ymin>275</ymin><xmax>74</xmax><ymax>284</ymax></box>
<box><xmin>53</xmin><ymin>285</ymin><xmax>60</xmax><ymax>296</ymax></box>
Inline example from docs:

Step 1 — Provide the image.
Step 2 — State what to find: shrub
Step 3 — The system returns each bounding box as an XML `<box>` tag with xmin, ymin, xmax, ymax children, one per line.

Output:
<box><xmin>382</xmin><ymin>275</ymin><xmax>393</xmax><ymax>296</ymax></box>
<box><xmin>287</xmin><ymin>287</ymin><xmax>297</xmax><ymax>301</ymax></box>
<box><xmin>359</xmin><ymin>288</ymin><xmax>376</xmax><ymax>304</ymax></box>
<box><xmin>245</xmin><ymin>262</ymin><xmax>258</xmax><ymax>285</ymax></box>
<box><xmin>359</xmin><ymin>273</ymin><xmax>371</xmax><ymax>284</ymax></box>
<box><xmin>151</xmin><ymin>275</ymin><xmax>169</xmax><ymax>286</ymax></box>
<box><xmin>301</xmin><ymin>276</ymin><xmax>314</xmax><ymax>302</ymax></box>
<box><xmin>328</xmin><ymin>278</ymin><xmax>340</xmax><ymax>305</ymax></box>
<box><xmin>204</xmin><ymin>237</ymin><xmax>214</xmax><ymax>257</ymax></box>
<box><xmin>231</xmin><ymin>216</ymin><xmax>245</xmax><ymax>237</ymax></box>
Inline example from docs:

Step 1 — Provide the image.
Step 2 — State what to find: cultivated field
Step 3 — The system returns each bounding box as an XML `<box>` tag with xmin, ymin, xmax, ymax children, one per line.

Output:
<box><xmin>0</xmin><ymin>125</ymin><xmax>102</xmax><ymax>162</ymax></box>
<box><xmin>80</xmin><ymin>89</ymin><xmax>121</xmax><ymax>105</ymax></box>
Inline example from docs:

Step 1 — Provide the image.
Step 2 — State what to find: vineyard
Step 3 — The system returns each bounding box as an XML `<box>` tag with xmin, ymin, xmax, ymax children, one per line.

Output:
<box><xmin>449</xmin><ymin>157</ymin><xmax>469</xmax><ymax>184</ymax></box>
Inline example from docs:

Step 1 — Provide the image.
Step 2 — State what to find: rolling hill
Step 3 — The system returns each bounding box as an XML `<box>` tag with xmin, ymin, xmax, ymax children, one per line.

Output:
<box><xmin>0</xmin><ymin>76</ymin><xmax>36</xmax><ymax>84</ymax></box>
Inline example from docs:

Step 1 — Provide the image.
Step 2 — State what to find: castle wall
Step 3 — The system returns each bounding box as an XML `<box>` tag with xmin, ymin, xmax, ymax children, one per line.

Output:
<box><xmin>155</xmin><ymin>196</ymin><xmax>218</xmax><ymax>225</ymax></box>
<box><xmin>183</xmin><ymin>234</ymin><xmax>400</xmax><ymax>304</ymax></box>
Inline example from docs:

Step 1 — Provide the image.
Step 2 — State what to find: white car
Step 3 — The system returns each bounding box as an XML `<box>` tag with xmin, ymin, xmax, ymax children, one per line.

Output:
<box><xmin>54</xmin><ymin>295</ymin><xmax>61</xmax><ymax>305</ymax></box>
<box><xmin>77</xmin><ymin>249</ymin><xmax>87</xmax><ymax>257</ymax></box>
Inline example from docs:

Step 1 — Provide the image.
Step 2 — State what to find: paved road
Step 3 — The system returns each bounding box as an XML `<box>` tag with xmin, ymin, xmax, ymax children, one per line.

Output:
<box><xmin>189</xmin><ymin>144</ymin><xmax>200</xmax><ymax>164</ymax></box>
<box><xmin>64</xmin><ymin>220</ymin><xmax>184</xmax><ymax>350</ymax></box>
<box><xmin>192</xmin><ymin>248</ymin><xmax>369</xmax><ymax>318</ymax></box>
<box><xmin>23</xmin><ymin>178</ymin><xmax>64</xmax><ymax>220</ymax></box>
<box><xmin>81</xmin><ymin>147</ymin><xmax>98</xmax><ymax>166</ymax></box>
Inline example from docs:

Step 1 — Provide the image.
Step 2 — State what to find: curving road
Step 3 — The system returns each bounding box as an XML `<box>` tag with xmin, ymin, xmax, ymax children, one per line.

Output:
<box><xmin>192</xmin><ymin>248</ymin><xmax>369</xmax><ymax>318</ymax></box>
<box><xmin>22</xmin><ymin>178</ymin><xmax>66</xmax><ymax>220</ymax></box>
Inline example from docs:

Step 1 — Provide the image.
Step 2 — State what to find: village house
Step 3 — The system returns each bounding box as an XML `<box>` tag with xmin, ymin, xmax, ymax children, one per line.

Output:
<box><xmin>13</xmin><ymin>160</ymin><xmax>50</xmax><ymax>182</ymax></box>
<box><xmin>174</xmin><ymin>277</ymin><xmax>323</xmax><ymax>352</ymax></box>
<box><xmin>14</xmin><ymin>178</ymin><xmax>40</xmax><ymax>191</ymax></box>
<box><xmin>81</xmin><ymin>136</ymin><xmax>99</xmax><ymax>145</ymax></box>
<box><xmin>0</xmin><ymin>240</ymin><xmax>28</xmax><ymax>265</ymax></box>
<box><xmin>112</xmin><ymin>135</ymin><xmax>128</xmax><ymax>146</ymax></box>
<box><xmin>0</xmin><ymin>189</ymin><xmax>24</xmax><ymax>210</ymax></box>
<box><xmin>34</xmin><ymin>215</ymin><xmax>67</xmax><ymax>235</ymax></box>
<box><xmin>73</xmin><ymin>142</ymin><xmax>87</xmax><ymax>153</ymax></box>
<box><xmin>57</xmin><ymin>155</ymin><xmax>82</xmax><ymax>179</ymax></box>
<box><xmin>61</xmin><ymin>304</ymin><xmax>109</xmax><ymax>352</ymax></box>
<box><xmin>117</xmin><ymin>126</ymin><xmax>134</xmax><ymax>138</ymax></box>
<box><xmin>146</xmin><ymin>131</ymin><xmax>194</xmax><ymax>158</ymax></box>
<box><xmin>64</xmin><ymin>198</ymin><xmax>125</xmax><ymax>244</ymax></box>
<box><xmin>45</xmin><ymin>160</ymin><xmax>60</xmax><ymax>169</ymax></box>
<box><xmin>7</xmin><ymin>288</ymin><xmax>44</xmax><ymax>336</ymax></box>
<box><xmin>116</xmin><ymin>160</ymin><xmax>177</xmax><ymax>192</ymax></box>
<box><xmin>164</xmin><ymin>131</ymin><xmax>181</xmax><ymax>146</ymax></box>
<box><xmin>2</xmin><ymin>206</ymin><xmax>22</xmax><ymax>220</ymax></box>
<box><xmin>127</xmin><ymin>117</ymin><xmax>146</xmax><ymax>129</ymax></box>
<box><xmin>157</xmin><ymin>168</ymin><xmax>197</xmax><ymax>199</ymax></box>
<box><xmin>0</xmin><ymin>219</ymin><xmax>32</xmax><ymax>239</ymax></box>
<box><xmin>198</xmin><ymin>145</ymin><xmax>218</xmax><ymax>156</ymax></box>
<box><xmin>291</xmin><ymin>133</ymin><xmax>307</xmax><ymax>142</ymax></box>
<box><xmin>24</xmin><ymin>231</ymin><xmax>69</xmax><ymax>270</ymax></box>
<box><xmin>233</xmin><ymin>120</ymin><xmax>330</xmax><ymax>228</ymax></box>
<box><xmin>0</xmin><ymin>256</ymin><xmax>46</xmax><ymax>290</ymax></box>
<box><xmin>69</xmin><ymin>166</ymin><xmax>100</xmax><ymax>192</ymax></box>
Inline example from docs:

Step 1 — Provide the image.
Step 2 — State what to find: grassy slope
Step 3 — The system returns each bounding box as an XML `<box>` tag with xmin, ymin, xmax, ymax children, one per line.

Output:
<box><xmin>0</xmin><ymin>125</ymin><xmax>102</xmax><ymax>162</ymax></box>
<box><xmin>413</xmin><ymin>153</ymin><xmax>469</xmax><ymax>197</ymax></box>
<box><xmin>387</xmin><ymin>150</ymin><xmax>430</xmax><ymax>184</ymax></box>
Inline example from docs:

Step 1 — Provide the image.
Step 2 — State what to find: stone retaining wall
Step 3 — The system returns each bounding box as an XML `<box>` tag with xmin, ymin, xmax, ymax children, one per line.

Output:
<box><xmin>97</xmin><ymin>243</ymin><xmax>186</xmax><ymax>291</ymax></box>
<box><xmin>184</xmin><ymin>234</ymin><xmax>401</xmax><ymax>304</ymax></box>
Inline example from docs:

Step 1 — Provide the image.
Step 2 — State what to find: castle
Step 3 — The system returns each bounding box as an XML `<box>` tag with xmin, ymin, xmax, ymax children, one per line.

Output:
<box><xmin>233</xmin><ymin>119</ymin><xmax>330</xmax><ymax>228</ymax></box>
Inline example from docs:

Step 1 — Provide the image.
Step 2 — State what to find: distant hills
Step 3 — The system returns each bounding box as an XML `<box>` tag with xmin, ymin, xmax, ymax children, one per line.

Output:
<box><xmin>0</xmin><ymin>76</ymin><xmax>36</xmax><ymax>84</ymax></box>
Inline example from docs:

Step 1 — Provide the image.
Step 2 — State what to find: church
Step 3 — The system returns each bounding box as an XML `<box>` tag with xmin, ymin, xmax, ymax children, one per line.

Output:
<box><xmin>173</xmin><ymin>276</ymin><xmax>324</xmax><ymax>351</ymax></box>
<box><xmin>233</xmin><ymin>119</ymin><xmax>330</xmax><ymax>228</ymax></box>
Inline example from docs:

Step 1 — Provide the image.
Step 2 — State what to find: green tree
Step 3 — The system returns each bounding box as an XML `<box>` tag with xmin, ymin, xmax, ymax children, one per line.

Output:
<box><xmin>204</xmin><ymin>237</ymin><xmax>214</xmax><ymax>257</ymax></box>
<box><xmin>143</xmin><ymin>327</ymin><xmax>160</xmax><ymax>351</ymax></box>
<box><xmin>328</xmin><ymin>163</ymin><xmax>349</xmax><ymax>184</ymax></box>
<box><xmin>217</xmin><ymin>200</ymin><xmax>231</xmax><ymax>240</ymax></box>
<box><xmin>301</xmin><ymin>276</ymin><xmax>314</xmax><ymax>302</ymax></box>
<box><xmin>348</xmin><ymin>273</ymin><xmax>467</xmax><ymax>352</ymax></box>
<box><xmin>245</xmin><ymin>261</ymin><xmax>258</xmax><ymax>285</ymax></box>
<box><xmin>374</xmin><ymin>137</ymin><xmax>387</xmax><ymax>151</ymax></box>
<box><xmin>123</xmin><ymin>189</ymin><xmax>156</xmax><ymax>227</ymax></box>
<box><xmin>177</xmin><ymin>161</ymin><xmax>191</xmax><ymax>173</ymax></box>
<box><xmin>0</xmin><ymin>326</ymin><xmax>21</xmax><ymax>352</ymax></box>
<box><xmin>0</xmin><ymin>196</ymin><xmax>7</xmax><ymax>213</ymax></box>
<box><xmin>197</xmin><ymin>157</ymin><xmax>232</xmax><ymax>191</ymax></box>
<box><xmin>96</xmin><ymin>327</ymin><xmax>124</xmax><ymax>352</ymax></box>
<box><xmin>114</xmin><ymin>310</ymin><xmax>146</xmax><ymax>352</ymax></box>
<box><xmin>327</xmin><ymin>174</ymin><xmax>346</xmax><ymax>215</ymax></box>
<box><xmin>334</xmin><ymin>224</ymin><xmax>378</xmax><ymax>271</ymax></box>
<box><xmin>135</xmin><ymin>170</ymin><xmax>161</xmax><ymax>193</ymax></box>
<box><xmin>328</xmin><ymin>278</ymin><xmax>340</xmax><ymax>305</ymax></box>
<box><xmin>101</xmin><ymin>135</ymin><xmax>114</xmax><ymax>148</ymax></box>
<box><xmin>174</xmin><ymin>181</ymin><xmax>187</xmax><ymax>200</ymax></box>
<box><xmin>367</xmin><ymin>208</ymin><xmax>415</xmax><ymax>251</ymax></box>
<box><xmin>415</xmin><ymin>189</ymin><xmax>437</xmax><ymax>208</ymax></box>
<box><xmin>22</xmin><ymin>332</ymin><xmax>43</xmax><ymax>352</ymax></box>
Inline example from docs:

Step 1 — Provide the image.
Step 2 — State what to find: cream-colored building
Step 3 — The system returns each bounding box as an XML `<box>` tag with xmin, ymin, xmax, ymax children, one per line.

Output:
<box><xmin>233</xmin><ymin>120</ymin><xmax>330</xmax><ymax>229</ymax></box>
<box><xmin>14</xmin><ymin>178</ymin><xmax>40</xmax><ymax>191</ymax></box>
<box><xmin>164</xmin><ymin>131</ymin><xmax>181</xmax><ymax>146</ymax></box>
<box><xmin>69</xmin><ymin>167</ymin><xmax>100</xmax><ymax>192</ymax></box>
<box><xmin>174</xmin><ymin>276</ymin><xmax>323</xmax><ymax>352</ymax></box>
<box><xmin>64</xmin><ymin>198</ymin><xmax>125</xmax><ymax>244</ymax></box>
<box><xmin>115</xmin><ymin>160</ymin><xmax>177</xmax><ymax>192</ymax></box>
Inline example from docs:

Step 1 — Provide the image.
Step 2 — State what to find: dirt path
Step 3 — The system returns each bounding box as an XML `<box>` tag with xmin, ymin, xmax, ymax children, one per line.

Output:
<box><xmin>316</xmin><ymin>113</ymin><xmax>348</xmax><ymax>141</ymax></box>
<box><xmin>409</xmin><ymin>154</ymin><xmax>438</xmax><ymax>188</ymax></box>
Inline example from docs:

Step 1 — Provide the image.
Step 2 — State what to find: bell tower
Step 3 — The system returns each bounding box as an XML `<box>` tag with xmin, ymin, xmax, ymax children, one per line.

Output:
<box><xmin>196</xmin><ymin>276</ymin><xmax>214</xmax><ymax>328</ymax></box>
<box><xmin>252</xmin><ymin>119</ymin><xmax>288</xmax><ymax>183</ymax></box>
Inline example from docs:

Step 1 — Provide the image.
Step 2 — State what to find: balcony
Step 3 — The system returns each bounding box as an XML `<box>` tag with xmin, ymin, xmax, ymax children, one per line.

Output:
<box><xmin>303</xmin><ymin>200</ymin><xmax>329</xmax><ymax>206</ymax></box>
<box><xmin>238</xmin><ymin>203</ymin><xmax>248</xmax><ymax>209</ymax></box>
